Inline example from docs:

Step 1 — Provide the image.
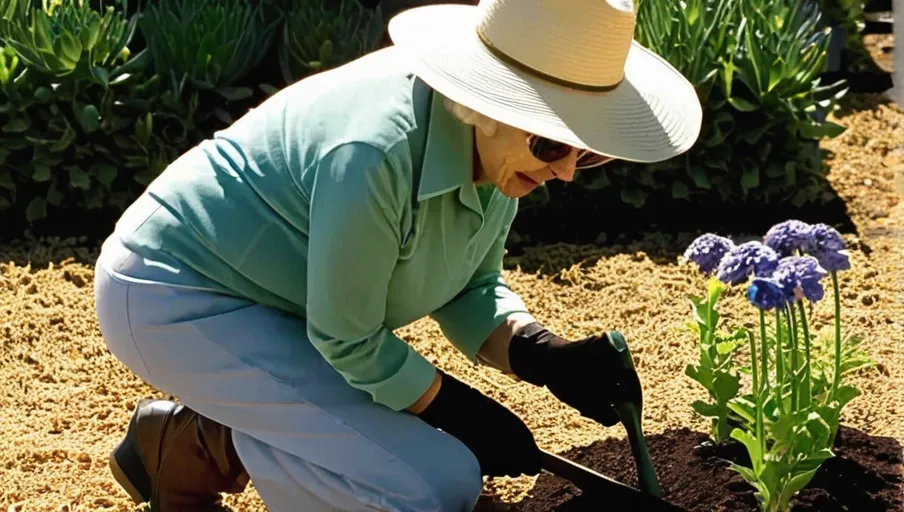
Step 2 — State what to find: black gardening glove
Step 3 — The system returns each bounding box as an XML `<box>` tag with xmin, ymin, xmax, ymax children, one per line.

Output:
<box><xmin>417</xmin><ymin>370</ymin><xmax>542</xmax><ymax>478</ymax></box>
<box><xmin>507</xmin><ymin>323</ymin><xmax>643</xmax><ymax>427</ymax></box>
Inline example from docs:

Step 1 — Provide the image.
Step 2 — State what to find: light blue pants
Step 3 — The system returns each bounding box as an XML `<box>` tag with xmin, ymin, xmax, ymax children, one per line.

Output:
<box><xmin>93</xmin><ymin>235</ymin><xmax>483</xmax><ymax>511</ymax></box>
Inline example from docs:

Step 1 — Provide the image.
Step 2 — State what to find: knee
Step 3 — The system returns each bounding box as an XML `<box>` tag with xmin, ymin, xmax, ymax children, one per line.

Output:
<box><xmin>423</xmin><ymin>440</ymin><xmax>483</xmax><ymax>511</ymax></box>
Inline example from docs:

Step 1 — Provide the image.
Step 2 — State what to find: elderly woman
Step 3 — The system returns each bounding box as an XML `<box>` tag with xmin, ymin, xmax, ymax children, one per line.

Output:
<box><xmin>93</xmin><ymin>0</ymin><xmax>701</xmax><ymax>510</ymax></box>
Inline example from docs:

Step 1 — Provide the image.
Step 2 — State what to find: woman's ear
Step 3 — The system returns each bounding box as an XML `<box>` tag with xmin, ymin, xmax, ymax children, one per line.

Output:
<box><xmin>443</xmin><ymin>97</ymin><xmax>498</xmax><ymax>137</ymax></box>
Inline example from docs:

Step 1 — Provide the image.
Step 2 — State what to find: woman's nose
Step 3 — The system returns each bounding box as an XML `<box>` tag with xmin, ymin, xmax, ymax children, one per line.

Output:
<box><xmin>551</xmin><ymin>151</ymin><xmax>578</xmax><ymax>182</ymax></box>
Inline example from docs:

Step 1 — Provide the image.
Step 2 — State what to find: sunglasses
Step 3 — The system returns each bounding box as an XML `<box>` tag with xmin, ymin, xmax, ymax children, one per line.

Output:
<box><xmin>527</xmin><ymin>134</ymin><xmax>613</xmax><ymax>169</ymax></box>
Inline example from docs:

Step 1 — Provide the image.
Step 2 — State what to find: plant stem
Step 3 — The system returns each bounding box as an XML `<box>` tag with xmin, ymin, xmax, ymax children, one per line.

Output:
<box><xmin>796</xmin><ymin>300</ymin><xmax>812</xmax><ymax>408</ymax></box>
<box><xmin>759</xmin><ymin>308</ymin><xmax>769</xmax><ymax>409</ymax></box>
<box><xmin>748</xmin><ymin>328</ymin><xmax>764</xmax><ymax>458</ymax></box>
<box><xmin>774</xmin><ymin>309</ymin><xmax>785</xmax><ymax>415</ymax></box>
<box><xmin>830</xmin><ymin>271</ymin><xmax>842</xmax><ymax>402</ymax></box>
<box><xmin>787</xmin><ymin>305</ymin><xmax>799</xmax><ymax>412</ymax></box>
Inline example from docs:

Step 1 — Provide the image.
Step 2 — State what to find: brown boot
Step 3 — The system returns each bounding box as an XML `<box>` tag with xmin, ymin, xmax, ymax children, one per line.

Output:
<box><xmin>109</xmin><ymin>399</ymin><xmax>250</xmax><ymax>512</ymax></box>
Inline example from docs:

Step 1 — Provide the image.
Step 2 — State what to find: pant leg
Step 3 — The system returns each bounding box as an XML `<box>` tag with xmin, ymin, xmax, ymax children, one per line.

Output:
<box><xmin>93</xmin><ymin>238</ymin><xmax>483</xmax><ymax>512</ymax></box>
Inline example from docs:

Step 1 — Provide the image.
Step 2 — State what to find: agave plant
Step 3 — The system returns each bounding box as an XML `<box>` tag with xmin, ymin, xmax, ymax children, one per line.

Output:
<box><xmin>569</xmin><ymin>0</ymin><xmax>847</xmax><ymax>211</ymax></box>
<box><xmin>137</xmin><ymin>0</ymin><xmax>282</xmax><ymax>96</ymax></box>
<box><xmin>634</xmin><ymin>0</ymin><xmax>738</xmax><ymax>98</ymax></box>
<box><xmin>278</xmin><ymin>0</ymin><xmax>384</xmax><ymax>84</ymax></box>
<box><xmin>0</xmin><ymin>0</ymin><xmax>137</xmax><ymax>87</ymax></box>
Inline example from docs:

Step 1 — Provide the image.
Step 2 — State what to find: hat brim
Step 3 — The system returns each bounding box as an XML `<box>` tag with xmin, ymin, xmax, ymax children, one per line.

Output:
<box><xmin>388</xmin><ymin>4</ymin><xmax>703</xmax><ymax>164</ymax></box>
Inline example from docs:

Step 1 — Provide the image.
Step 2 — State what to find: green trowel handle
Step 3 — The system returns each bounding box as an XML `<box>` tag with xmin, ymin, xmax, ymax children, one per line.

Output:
<box><xmin>607</xmin><ymin>331</ymin><xmax>662</xmax><ymax>498</ymax></box>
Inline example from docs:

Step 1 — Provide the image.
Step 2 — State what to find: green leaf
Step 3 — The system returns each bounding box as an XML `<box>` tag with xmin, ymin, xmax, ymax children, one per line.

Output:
<box><xmin>799</xmin><ymin>120</ymin><xmax>847</xmax><ymax>139</ymax></box>
<box><xmin>728</xmin><ymin>96</ymin><xmax>758</xmax><ymax>112</ymax></box>
<box><xmin>26</xmin><ymin>197</ymin><xmax>47</xmax><ymax>222</ymax></box>
<box><xmin>620</xmin><ymin>186</ymin><xmax>648</xmax><ymax>208</ymax></box>
<box><xmin>730</xmin><ymin>428</ymin><xmax>764</xmax><ymax>472</ymax></box>
<box><xmin>714</xmin><ymin>372</ymin><xmax>740</xmax><ymax>402</ymax></box>
<box><xmin>318</xmin><ymin>40</ymin><xmax>334</xmax><ymax>65</ymax></box>
<box><xmin>832</xmin><ymin>385</ymin><xmax>861</xmax><ymax>407</ymax></box>
<box><xmin>46</xmin><ymin>176</ymin><xmax>64</xmax><ymax>207</ymax></box>
<box><xmin>741</xmin><ymin>165</ymin><xmax>760</xmax><ymax>191</ymax></box>
<box><xmin>0</xmin><ymin>170</ymin><xmax>15</xmax><ymax>191</ymax></box>
<box><xmin>258</xmin><ymin>83</ymin><xmax>279</xmax><ymax>96</ymax></box>
<box><xmin>33</xmin><ymin>86</ymin><xmax>53</xmax><ymax>103</ymax></box>
<box><xmin>58</xmin><ymin>28</ymin><xmax>83</xmax><ymax>68</ymax></box>
<box><xmin>692</xmin><ymin>400</ymin><xmax>721</xmax><ymax>418</ymax></box>
<box><xmin>716</xmin><ymin>340</ymin><xmax>742</xmax><ymax>355</ymax></box>
<box><xmin>79</xmin><ymin>14</ymin><xmax>102</xmax><ymax>51</ymax></box>
<box><xmin>92</xmin><ymin>163</ymin><xmax>118</xmax><ymax>187</ymax></box>
<box><xmin>50</xmin><ymin>126</ymin><xmax>78</xmax><ymax>153</ymax></box>
<box><xmin>32</xmin><ymin>165</ymin><xmax>51</xmax><ymax>182</ymax></box>
<box><xmin>768</xmin><ymin>56</ymin><xmax>785</xmax><ymax>92</ymax></box>
<box><xmin>4</xmin><ymin>118</ymin><xmax>29</xmax><ymax>133</ymax></box>
<box><xmin>133</xmin><ymin>167</ymin><xmax>159</xmax><ymax>186</ymax></box>
<box><xmin>91</xmin><ymin>67</ymin><xmax>110</xmax><ymax>88</ymax></box>
<box><xmin>135</xmin><ymin>113</ymin><xmax>153</xmax><ymax>147</ymax></box>
<box><xmin>68</xmin><ymin>166</ymin><xmax>91</xmax><ymax>190</ymax></box>
<box><xmin>688</xmin><ymin>166</ymin><xmax>711</xmax><ymax>189</ymax></box>
<box><xmin>79</xmin><ymin>104</ymin><xmax>100</xmax><ymax>133</ymax></box>
<box><xmin>213</xmin><ymin>108</ymin><xmax>233</xmax><ymax>125</ymax></box>
<box><xmin>727</xmin><ymin>398</ymin><xmax>756</xmax><ymax>425</ymax></box>
<box><xmin>215</xmin><ymin>86</ymin><xmax>254</xmax><ymax>102</ymax></box>
<box><xmin>671</xmin><ymin>180</ymin><xmax>689</xmax><ymax>199</ymax></box>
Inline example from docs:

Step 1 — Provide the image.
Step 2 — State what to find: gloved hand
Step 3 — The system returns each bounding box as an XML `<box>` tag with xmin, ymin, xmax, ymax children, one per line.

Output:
<box><xmin>507</xmin><ymin>323</ymin><xmax>643</xmax><ymax>427</ymax></box>
<box><xmin>417</xmin><ymin>370</ymin><xmax>542</xmax><ymax>478</ymax></box>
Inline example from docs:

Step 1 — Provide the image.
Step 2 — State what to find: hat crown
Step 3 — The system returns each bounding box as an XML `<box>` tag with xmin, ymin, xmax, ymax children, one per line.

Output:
<box><xmin>476</xmin><ymin>0</ymin><xmax>636</xmax><ymax>89</ymax></box>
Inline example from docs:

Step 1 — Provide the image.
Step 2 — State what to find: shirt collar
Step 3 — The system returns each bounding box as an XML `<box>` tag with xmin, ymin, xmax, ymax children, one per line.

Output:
<box><xmin>414</xmin><ymin>86</ymin><xmax>482</xmax><ymax>215</ymax></box>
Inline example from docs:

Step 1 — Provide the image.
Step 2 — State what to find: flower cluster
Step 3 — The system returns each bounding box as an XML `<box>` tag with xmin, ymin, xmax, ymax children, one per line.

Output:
<box><xmin>715</xmin><ymin>241</ymin><xmax>779</xmax><ymax>285</ymax></box>
<box><xmin>764</xmin><ymin>219</ymin><xmax>815</xmax><ymax>256</ymax></box>
<box><xmin>773</xmin><ymin>255</ymin><xmax>828</xmax><ymax>303</ymax></box>
<box><xmin>682</xmin><ymin>219</ymin><xmax>865</xmax><ymax>512</ymax></box>
<box><xmin>683</xmin><ymin>233</ymin><xmax>735</xmax><ymax>274</ymax></box>
<box><xmin>683</xmin><ymin>219</ymin><xmax>850</xmax><ymax>310</ymax></box>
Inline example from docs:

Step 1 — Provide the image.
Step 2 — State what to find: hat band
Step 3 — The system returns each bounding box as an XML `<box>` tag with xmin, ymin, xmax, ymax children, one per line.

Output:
<box><xmin>475</xmin><ymin>27</ymin><xmax>623</xmax><ymax>92</ymax></box>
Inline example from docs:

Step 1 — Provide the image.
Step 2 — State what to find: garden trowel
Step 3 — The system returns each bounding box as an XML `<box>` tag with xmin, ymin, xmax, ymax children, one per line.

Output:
<box><xmin>538</xmin><ymin>330</ymin><xmax>684</xmax><ymax>510</ymax></box>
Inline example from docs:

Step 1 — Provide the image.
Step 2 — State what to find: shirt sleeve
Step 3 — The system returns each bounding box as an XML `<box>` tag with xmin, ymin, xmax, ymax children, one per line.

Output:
<box><xmin>305</xmin><ymin>141</ymin><xmax>437</xmax><ymax>411</ymax></box>
<box><xmin>429</xmin><ymin>199</ymin><xmax>531</xmax><ymax>362</ymax></box>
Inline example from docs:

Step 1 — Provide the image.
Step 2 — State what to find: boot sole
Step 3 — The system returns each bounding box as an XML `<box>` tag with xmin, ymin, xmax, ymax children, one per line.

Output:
<box><xmin>109</xmin><ymin>398</ymin><xmax>155</xmax><ymax>505</ymax></box>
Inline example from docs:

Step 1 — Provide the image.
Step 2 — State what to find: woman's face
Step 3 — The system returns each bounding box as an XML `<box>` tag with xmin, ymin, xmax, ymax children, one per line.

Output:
<box><xmin>473</xmin><ymin>122</ymin><xmax>609</xmax><ymax>198</ymax></box>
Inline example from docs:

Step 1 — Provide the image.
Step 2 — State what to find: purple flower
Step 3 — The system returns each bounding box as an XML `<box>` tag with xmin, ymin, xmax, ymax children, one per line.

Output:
<box><xmin>809</xmin><ymin>223</ymin><xmax>846</xmax><ymax>252</ymax></box>
<box><xmin>812</xmin><ymin>249</ymin><xmax>851</xmax><ymax>272</ymax></box>
<box><xmin>716</xmin><ymin>241</ymin><xmax>780</xmax><ymax>285</ymax></box>
<box><xmin>808</xmin><ymin>223</ymin><xmax>851</xmax><ymax>272</ymax></box>
<box><xmin>773</xmin><ymin>256</ymin><xmax>828</xmax><ymax>303</ymax></box>
<box><xmin>747</xmin><ymin>277</ymin><xmax>788</xmax><ymax>310</ymax></box>
<box><xmin>764</xmin><ymin>220</ymin><xmax>815</xmax><ymax>256</ymax></box>
<box><xmin>683</xmin><ymin>233</ymin><xmax>736</xmax><ymax>274</ymax></box>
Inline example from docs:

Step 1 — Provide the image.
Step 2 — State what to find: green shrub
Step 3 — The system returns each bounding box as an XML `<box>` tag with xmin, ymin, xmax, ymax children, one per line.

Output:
<box><xmin>137</xmin><ymin>0</ymin><xmax>283</xmax><ymax>125</ymax></box>
<box><xmin>0</xmin><ymin>0</ymin><xmax>202</xmax><ymax>223</ymax></box>
<box><xmin>567</xmin><ymin>0</ymin><xmax>848</xmax><ymax>209</ymax></box>
<box><xmin>277</xmin><ymin>0</ymin><xmax>384</xmax><ymax>84</ymax></box>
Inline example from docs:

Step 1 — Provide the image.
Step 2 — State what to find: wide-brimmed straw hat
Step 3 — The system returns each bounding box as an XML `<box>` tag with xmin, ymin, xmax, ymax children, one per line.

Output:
<box><xmin>387</xmin><ymin>0</ymin><xmax>703</xmax><ymax>163</ymax></box>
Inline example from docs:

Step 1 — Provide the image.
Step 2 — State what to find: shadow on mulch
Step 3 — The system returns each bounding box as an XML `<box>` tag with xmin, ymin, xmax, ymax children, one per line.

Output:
<box><xmin>0</xmin><ymin>236</ymin><xmax>101</xmax><ymax>269</ymax></box>
<box><xmin>505</xmin><ymin>186</ymin><xmax>858</xmax><ymax>278</ymax></box>
<box><xmin>485</xmin><ymin>425</ymin><xmax>903</xmax><ymax>512</ymax></box>
<box><xmin>832</xmin><ymin>91</ymin><xmax>899</xmax><ymax>119</ymax></box>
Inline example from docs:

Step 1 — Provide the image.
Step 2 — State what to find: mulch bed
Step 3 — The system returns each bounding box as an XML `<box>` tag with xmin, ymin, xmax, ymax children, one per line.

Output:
<box><xmin>508</xmin><ymin>425</ymin><xmax>904</xmax><ymax>511</ymax></box>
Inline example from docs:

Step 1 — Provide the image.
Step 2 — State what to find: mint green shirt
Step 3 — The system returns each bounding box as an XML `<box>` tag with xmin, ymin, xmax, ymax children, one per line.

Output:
<box><xmin>115</xmin><ymin>48</ymin><xmax>530</xmax><ymax>411</ymax></box>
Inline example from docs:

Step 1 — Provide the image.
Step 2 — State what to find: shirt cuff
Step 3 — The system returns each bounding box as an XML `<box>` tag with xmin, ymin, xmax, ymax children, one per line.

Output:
<box><xmin>363</xmin><ymin>341</ymin><xmax>438</xmax><ymax>411</ymax></box>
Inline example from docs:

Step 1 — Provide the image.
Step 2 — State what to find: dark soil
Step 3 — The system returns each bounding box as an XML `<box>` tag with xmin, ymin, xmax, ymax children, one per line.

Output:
<box><xmin>509</xmin><ymin>426</ymin><xmax>904</xmax><ymax>512</ymax></box>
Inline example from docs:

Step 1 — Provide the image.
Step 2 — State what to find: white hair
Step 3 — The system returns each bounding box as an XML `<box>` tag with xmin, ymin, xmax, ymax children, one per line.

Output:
<box><xmin>441</xmin><ymin>96</ymin><xmax>498</xmax><ymax>137</ymax></box>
